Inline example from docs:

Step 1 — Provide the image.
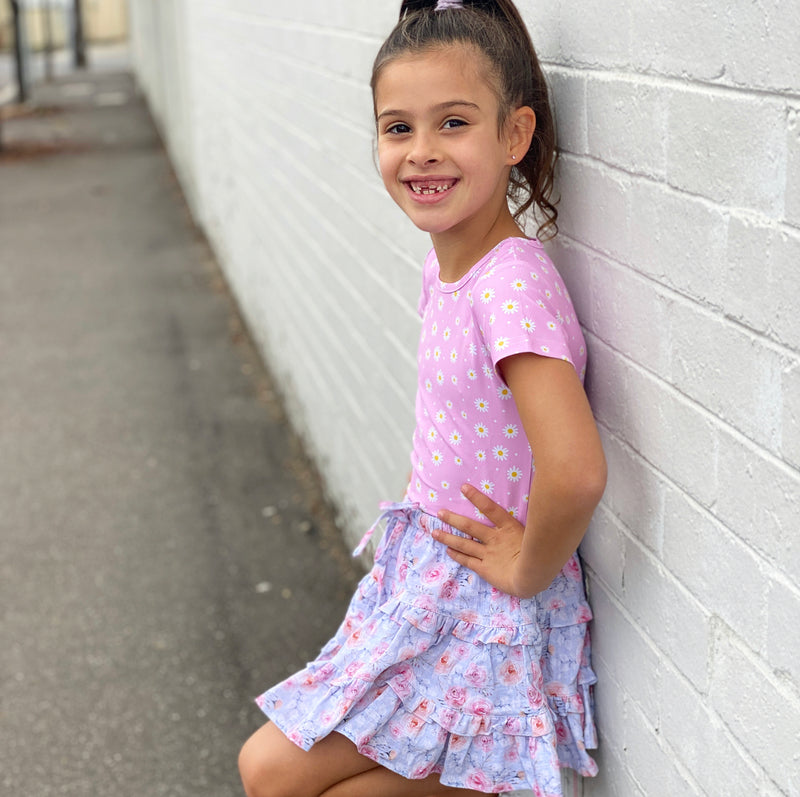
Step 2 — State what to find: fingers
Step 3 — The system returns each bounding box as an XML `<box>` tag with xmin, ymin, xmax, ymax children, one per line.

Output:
<box><xmin>444</xmin><ymin>545</ymin><xmax>485</xmax><ymax>573</ymax></box>
<box><xmin>435</xmin><ymin>508</ymin><xmax>491</xmax><ymax>542</ymax></box>
<box><xmin>460</xmin><ymin>483</ymin><xmax>514</xmax><ymax>526</ymax></box>
<box><xmin>432</xmin><ymin>527</ymin><xmax>486</xmax><ymax>560</ymax></box>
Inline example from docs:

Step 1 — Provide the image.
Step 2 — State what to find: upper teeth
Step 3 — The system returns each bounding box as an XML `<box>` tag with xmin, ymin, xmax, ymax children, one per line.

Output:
<box><xmin>411</xmin><ymin>183</ymin><xmax>452</xmax><ymax>195</ymax></box>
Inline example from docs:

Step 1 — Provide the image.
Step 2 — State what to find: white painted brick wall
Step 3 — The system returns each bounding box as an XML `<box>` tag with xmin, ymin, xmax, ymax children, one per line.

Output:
<box><xmin>128</xmin><ymin>0</ymin><xmax>800</xmax><ymax>794</ymax></box>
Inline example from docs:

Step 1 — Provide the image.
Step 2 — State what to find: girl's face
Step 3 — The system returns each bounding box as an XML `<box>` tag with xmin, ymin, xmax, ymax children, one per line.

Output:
<box><xmin>374</xmin><ymin>46</ymin><xmax>516</xmax><ymax>241</ymax></box>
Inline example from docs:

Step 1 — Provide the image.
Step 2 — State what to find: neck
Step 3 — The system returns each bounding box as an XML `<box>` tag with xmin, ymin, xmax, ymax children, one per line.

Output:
<box><xmin>432</xmin><ymin>206</ymin><xmax>526</xmax><ymax>283</ymax></box>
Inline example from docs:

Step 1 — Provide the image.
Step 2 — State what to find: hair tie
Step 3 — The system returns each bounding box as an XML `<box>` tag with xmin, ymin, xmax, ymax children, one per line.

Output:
<box><xmin>435</xmin><ymin>0</ymin><xmax>464</xmax><ymax>10</ymax></box>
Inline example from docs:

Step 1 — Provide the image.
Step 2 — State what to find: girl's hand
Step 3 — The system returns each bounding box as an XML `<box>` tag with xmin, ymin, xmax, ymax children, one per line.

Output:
<box><xmin>433</xmin><ymin>483</ymin><xmax>529</xmax><ymax>598</ymax></box>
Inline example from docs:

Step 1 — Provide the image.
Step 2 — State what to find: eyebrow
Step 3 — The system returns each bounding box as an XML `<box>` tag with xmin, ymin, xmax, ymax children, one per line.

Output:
<box><xmin>376</xmin><ymin>100</ymin><xmax>481</xmax><ymax>121</ymax></box>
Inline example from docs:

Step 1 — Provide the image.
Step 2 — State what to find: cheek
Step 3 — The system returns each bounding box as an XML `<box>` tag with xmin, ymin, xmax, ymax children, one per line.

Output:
<box><xmin>377</xmin><ymin>147</ymin><xmax>400</xmax><ymax>189</ymax></box>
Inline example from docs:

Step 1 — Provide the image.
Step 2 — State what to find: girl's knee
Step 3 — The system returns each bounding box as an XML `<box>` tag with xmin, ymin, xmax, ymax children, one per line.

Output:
<box><xmin>238</xmin><ymin>731</ymin><xmax>291</xmax><ymax>797</ymax></box>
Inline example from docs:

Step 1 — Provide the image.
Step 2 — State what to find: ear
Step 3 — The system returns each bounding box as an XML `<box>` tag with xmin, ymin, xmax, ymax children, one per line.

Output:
<box><xmin>506</xmin><ymin>106</ymin><xmax>536</xmax><ymax>165</ymax></box>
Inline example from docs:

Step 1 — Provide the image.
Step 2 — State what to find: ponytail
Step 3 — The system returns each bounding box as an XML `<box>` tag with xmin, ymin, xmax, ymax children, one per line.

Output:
<box><xmin>374</xmin><ymin>0</ymin><xmax>558</xmax><ymax>240</ymax></box>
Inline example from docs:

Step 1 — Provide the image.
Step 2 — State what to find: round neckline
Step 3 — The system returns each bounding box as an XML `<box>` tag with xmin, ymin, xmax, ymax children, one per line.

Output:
<box><xmin>435</xmin><ymin>236</ymin><xmax>534</xmax><ymax>293</ymax></box>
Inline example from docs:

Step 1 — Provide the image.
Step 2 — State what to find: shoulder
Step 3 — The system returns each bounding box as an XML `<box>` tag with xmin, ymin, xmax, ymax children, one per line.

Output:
<box><xmin>471</xmin><ymin>238</ymin><xmax>567</xmax><ymax>310</ymax></box>
<box><xmin>476</xmin><ymin>238</ymin><xmax>557</xmax><ymax>287</ymax></box>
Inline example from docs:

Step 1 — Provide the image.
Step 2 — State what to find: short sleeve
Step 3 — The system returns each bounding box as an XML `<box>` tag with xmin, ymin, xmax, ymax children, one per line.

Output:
<box><xmin>470</xmin><ymin>255</ymin><xmax>577</xmax><ymax>371</ymax></box>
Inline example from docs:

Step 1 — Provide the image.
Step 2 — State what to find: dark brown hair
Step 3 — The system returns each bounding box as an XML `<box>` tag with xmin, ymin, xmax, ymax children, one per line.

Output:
<box><xmin>371</xmin><ymin>0</ymin><xmax>558</xmax><ymax>240</ymax></box>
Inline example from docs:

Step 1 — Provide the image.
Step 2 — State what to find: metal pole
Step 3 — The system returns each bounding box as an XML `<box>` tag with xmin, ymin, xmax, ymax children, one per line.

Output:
<box><xmin>73</xmin><ymin>0</ymin><xmax>86</xmax><ymax>68</ymax></box>
<box><xmin>10</xmin><ymin>0</ymin><xmax>28</xmax><ymax>103</ymax></box>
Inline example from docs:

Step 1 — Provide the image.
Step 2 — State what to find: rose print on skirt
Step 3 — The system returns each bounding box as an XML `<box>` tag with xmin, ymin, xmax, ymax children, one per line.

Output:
<box><xmin>256</xmin><ymin>504</ymin><xmax>597</xmax><ymax>796</ymax></box>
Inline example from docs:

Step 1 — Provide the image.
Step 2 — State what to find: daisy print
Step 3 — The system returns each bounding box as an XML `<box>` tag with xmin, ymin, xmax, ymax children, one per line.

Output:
<box><xmin>507</xmin><ymin>506</ymin><xmax>519</xmax><ymax>518</ymax></box>
<box><xmin>434</xmin><ymin>346</ymin><xmax>442</xmax><ymax>361</ymax></box>
<box><xmin>511</xmin><ymin>278</ymin><xmax>527</xmax><ymax>291</ymax></box>
<box><xmin>494</xmin><ymin>337</ymin><xmax>510</xmax><ymax>353</ymax></box>
<box><xmin>503</xmin><ymin>424</ymin><xmax>519</xmax><ymax>439</ymax></box>
<box><xmin>474</xmin><ymin>423</ymin><xmax>489</xmax><ymax>438</ymax></box>
<box><xmin>450</xmin><ymin>349</ymin><xmax>458</xmax><ymax>364</ymax></box>
<box><xmin>497</xmin><ymin>385</ymin><xmax>512</xmax><ymax>400</ymax></box>
<box><xmin>475</xmin><ymin>450</ymin><xmax>486</xmax><ymax>463</ymax></box>
<box><xmin>449</xmin><ymin>431</ymin><xmax>462</xmax><ymax>446</ymax></box>
<box><xmin>480</xmin><ymin>480</ymin><xmax>494</xmax><ymax>495</ymax></box>
<box><xmin>431</xmin><ymin>321</ymin><xmax>438</xmax><ymax>335</ymax></box>
<box><xmin>460</xmin><ymin>411</ymin><xmax>468</xmax><ymax>420</ymax></box>
<box><xmin>425</xmin><ymin>378</ymin><xmax>433</xmax><ymax>393</ymax></box>
<box><xmin>451</xmin><ymin>375</ymin><xmax>458</xmax><ymax>386</ymax></box>
<box><xmin>435</xmin><ymin>409</ymin><xmax>447</xmax><ymax>424</ymax></box>
<box><xmin>502</xmin><ymin>299</ymin><xmax>519</xmax><ymax>315</ymax></box>
<box><xmin>454</xmin><ymin>456</ymin><xmax>463</xmax><ymax>466</ymax></box>
<box><xmin>431</xmin><ymin>450</ymin><xmax>444</xmax><ymax>467</ymax></box>
<box><xmin>427</xmin><ymin>427</ymin><xmax>438</xmax><ymax>442</ymax></box>
<box><xmin>469</xmin><ymin>343</ymin><xmax>478</xmax><ymax>355</ymax></box>
<box><xmin>507</xmin><ymin>465</ymin><xmax>523</xmax><ymax>482</ymax></box>
<box><xmin>545</xmin><ymin>289</ymin><xmax>553</xmax><ymax>300</ymax></box>
<box><xmin>480</xmin><ymin>287</ymin><xmax>495</xmax><ymax>304</ymax></box>
<box><xmin>437</xmin><ymin>297</ymin><xmax>444</xmax><ymax>310</ymax></box>
<box><xmin>547</xmin><ymin>321</ymin><xmax>557</xmax><ymax>331</ymax></box>
<box><xmin>530</xmin><ymin>271</ymin><xmax>540</xmax><ymax>281</ymax></box>
<box><xmin>436</xmin><ymin>370</ymin><xmax>445</xmax><ymax>386</ymax></box>
<box><xmin>443</xmin><ymin>327</ymin><xmax>451</xmax><ymax>341</ymax></box>
<box><xmin>467</xmin><ymin>368</ymin><xmax>477</xmax><ymax>381</ymax></box>
<box><xmin>425</xmin><ymin>348</ymin><xmax>431</xmax><ymax>360</ymax></box>
<box><xmin>441</xmin><ymin>480</ymin><xmax>450</xmax><ymax>490</ymax></box>
<box><xmin>520</xmin><ymin>317</ymin><xmax>535</xmax><ymax>333</ymax></box>
<box><xmin>474</xmin><ymin>398</ymin><xmax>489</xmax><ymax>413</ymax></box>
<box><xmin>446</xmin><ymin>400</ymin><xmax>453</xmax><ymax>409</ymax></box>
<box><xmin>540</xmin><ymin>345</ymin><xmax>550</xmax><ymax>354</ymax></box>
<box><xmin>489</xmin><ymin>313</ymin><xmax>496</xmax><ymax>326</ymax></box>
<box><xmin>428</xmin><ymin>488</ymin><xmax>438</xmax><ymax>502</ymax></box>
<box><xmin>492</xmin><ymin>445</ymin><xmax>509</xmax><ymax>461</ymax></box>
<box><xmin>482</xmin><ymin>364</ymin><xmax>494</xmax><ymax>378</ymax></box>
<box><xmin>463</xmin><ymin>327</ymin><xmax>470</xmax><ymax>338</ymax></box>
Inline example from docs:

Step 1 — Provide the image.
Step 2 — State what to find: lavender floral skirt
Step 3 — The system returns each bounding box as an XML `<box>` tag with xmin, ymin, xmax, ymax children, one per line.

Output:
<box><xmin>256</xmin><ymin>503</ymin><xmax>598</xmax><ymax>796</ymax></box>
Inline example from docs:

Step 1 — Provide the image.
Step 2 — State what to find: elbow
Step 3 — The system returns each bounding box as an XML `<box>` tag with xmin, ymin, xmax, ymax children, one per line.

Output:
<box><xmin>583</xmin><ymin>451</ymin><xmax>608</xmax><ymax>509</ymax></box>
<box><xmin>560</xmin><ymin>448</ymin><xmax>607</xmax><ymax>516</ymax></box>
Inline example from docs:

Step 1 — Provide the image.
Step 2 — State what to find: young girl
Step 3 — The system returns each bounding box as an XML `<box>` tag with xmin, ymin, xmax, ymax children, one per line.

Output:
<box><xmin>239</xmin><ymin>1</ymin><xmax>606</xmax><ymax>795</ymax></box>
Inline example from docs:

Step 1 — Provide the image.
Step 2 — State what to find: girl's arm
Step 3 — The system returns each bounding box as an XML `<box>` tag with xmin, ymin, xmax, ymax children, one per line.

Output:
<box><xmin>433</xmin><ymin>352</ymin><xmax>607</xmax><ymax>599</ymax></box>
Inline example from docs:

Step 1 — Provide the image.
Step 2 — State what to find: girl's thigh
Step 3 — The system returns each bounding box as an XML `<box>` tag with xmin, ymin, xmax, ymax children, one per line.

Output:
<box><xmin>238</xmin><ymin>722</ymin><xmax>378</xmax><ymax>797</ymax></box>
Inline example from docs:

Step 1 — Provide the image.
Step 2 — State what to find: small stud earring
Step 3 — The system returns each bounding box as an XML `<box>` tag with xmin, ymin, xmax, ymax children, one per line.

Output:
<box><xmin>511</xmin><ymin>155</ymin><xmax>517</xmax><ymax>161</ymax></box>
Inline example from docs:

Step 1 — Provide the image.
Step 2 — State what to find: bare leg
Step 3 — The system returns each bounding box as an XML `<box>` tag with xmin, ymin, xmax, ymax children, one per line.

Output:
<box><xmin>320</xmin><ymin>767</ymin><xmax>494</xmax><ymax>797</ymax></box>
<box><xmin>238</xmin><ymin>722</ymin><xmax>379</xmax><ymax>797</ymax></box>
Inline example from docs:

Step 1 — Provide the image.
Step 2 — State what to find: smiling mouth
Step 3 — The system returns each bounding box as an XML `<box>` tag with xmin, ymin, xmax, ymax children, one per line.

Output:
<box><xmin>407</xmin><ymin>179</ymin><xmax>457</xmax><ymax>195</ymax></box>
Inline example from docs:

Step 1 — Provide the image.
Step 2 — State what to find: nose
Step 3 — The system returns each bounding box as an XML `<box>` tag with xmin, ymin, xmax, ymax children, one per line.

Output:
<box><xmin>407</xmin><ymin>131</ymin><xmax>441</xmax><ymax>167</ymax></box>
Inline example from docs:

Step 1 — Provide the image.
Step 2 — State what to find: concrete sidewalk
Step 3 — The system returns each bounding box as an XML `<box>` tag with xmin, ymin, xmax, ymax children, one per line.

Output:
<box><xmin>0</xmin><ymin>68</ymin><xmax>361</xmax><ymax>797</ymax></box>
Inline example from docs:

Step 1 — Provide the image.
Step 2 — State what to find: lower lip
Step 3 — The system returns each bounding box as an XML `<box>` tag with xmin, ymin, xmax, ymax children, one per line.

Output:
<box><xmin>405</xmin><ymin>181</ymin><xmax>458</xmax><ymax>205</ymax></box>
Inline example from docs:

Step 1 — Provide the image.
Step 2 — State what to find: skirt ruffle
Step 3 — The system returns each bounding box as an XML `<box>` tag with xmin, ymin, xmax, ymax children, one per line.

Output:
<box><xmin>256</xmin><ymin>504</ymin><xmax>597</xmax><ymax>796</ymax></box>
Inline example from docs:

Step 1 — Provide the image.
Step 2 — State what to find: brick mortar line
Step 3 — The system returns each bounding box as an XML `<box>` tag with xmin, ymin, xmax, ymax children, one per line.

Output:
<box><xmin>587</xmin><ymin>566</ymin><xmax>790</xmax><ymax>792</ymax></box>
<box><xmin>593</xmin><ymin>420</ymin><xmax>800</xmax><ymax>598</ymax></box>
<box><xmin>558</xmin><ymin>233</ymin><xmax>800</xmax><ymax>359</ymax></box>
<box><xmin>585</xmin><ymin>573</ymin><xmax>734</xmax><ymax>796</ymax></box>
<box><xmin>218</xmin><ymin>10</ymin><xmax>385</xmax><ymax>45</ymax></box>
<box><xmin>543</xmin><ymin>61</ymin><xmax>800</xmax><ymax>103</ymax></box>
<box><xmin>557</xmin><ymin>151</ymin><xmax>796</xmax><ymax>237</ymax></box>
<box><xmin>585</xmin><ymin>329</ymin><xmax>800</xmax><ymax>482</ymax></box>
